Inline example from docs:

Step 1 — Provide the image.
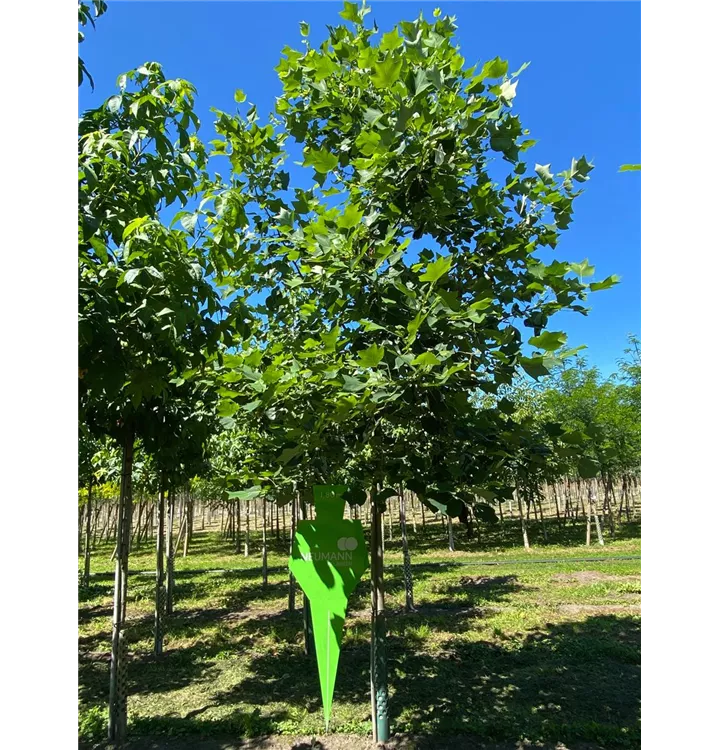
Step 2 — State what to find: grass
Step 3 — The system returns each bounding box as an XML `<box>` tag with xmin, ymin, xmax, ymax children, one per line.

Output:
<box><xmin>79</xmin><ymin>515</ymin><xmax>640</xmax><ymax>749</ymax></box>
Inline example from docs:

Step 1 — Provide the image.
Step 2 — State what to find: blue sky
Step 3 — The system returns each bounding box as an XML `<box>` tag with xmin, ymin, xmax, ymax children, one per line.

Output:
<box><xmin>79</xmin><ymin>1</ymin><xmax>640</xmax><ymax>376</ymax></box>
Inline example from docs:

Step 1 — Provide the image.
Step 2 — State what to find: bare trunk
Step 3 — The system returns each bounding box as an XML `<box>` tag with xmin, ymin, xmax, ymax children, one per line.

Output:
<box><xmin>398</xmin><ymin>483</ymin><xmax>414</xmax><ymax>611</ymax></box>
<box><xmin>108</xmin><ymin>428</ymin><xmax>134</xmax><ymax>742</ymax></box>
<box><xmin>447</xmin><ymin>515</ymin><xmax>455</xmax><ymax>552</ymax></box>
<box><xmin>83</xmin><ymin>475</ymin><xmax>93</xmax><ymax>587</ymax></box>
<box><xmin>370</xmin><ymin>484</ymin><xmax>389</xmax><ymax>743</ymax></box>
<box><xmin>516</xmin><ymin>485</ymin><xmax>530</xmax><ymax>550</ymax></box>
<box><xmin>536</xmin><ymin>490</ymin><xmax>548</xmax><ymax>542</ymax></box>
<box><xmin>261</xmin><ymin>497</ymin><xmax>268</xmax><ymax>587</ymax></box>
<box><xmin>154</xmin><ymin>482</ymin><xmax>165</xmax><ymax>657</ymax></box>
<box><xmin>244</xmin><ymin>499</ymin><xmax>250</xmax><ymax>557</ymax></box>
<box><xmin>590</xmin><ymin>478</ymin><xmax>605</xmax><ymax>546</ymax></box>
<box><xmin>165</xmin><ymin>489</ymin><xmax>175</xmax><ymax>615</ymax></box>
<box><xmin>288</xmin><ymin>493</ymin><xmax>297</xmax><ymax>612</ymax></box>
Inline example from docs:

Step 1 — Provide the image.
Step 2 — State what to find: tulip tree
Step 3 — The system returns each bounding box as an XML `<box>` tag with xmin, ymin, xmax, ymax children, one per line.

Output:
<box><xmin>209</xmin><ymin>3</ymin><xmax>618</xmax><ymax>741</ymax></box>
<box><xmin>78</xmin><ymin>63</ymin><xmax>237</xmax><ymax>741</ymax></box>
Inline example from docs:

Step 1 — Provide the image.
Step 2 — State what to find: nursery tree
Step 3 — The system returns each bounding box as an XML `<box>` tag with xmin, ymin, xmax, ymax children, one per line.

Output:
<box><xmin>211</xmin><ymin>3</ymin><xmax>618</xmax><ymax>740</ymax></box>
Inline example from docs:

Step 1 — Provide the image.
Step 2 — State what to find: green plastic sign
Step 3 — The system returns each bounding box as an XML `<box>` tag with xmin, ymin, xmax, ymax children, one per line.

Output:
<box><xmin>289</xmin><ymin>485</ymin><xmax>369</xmax><ymax>729</ymax></box>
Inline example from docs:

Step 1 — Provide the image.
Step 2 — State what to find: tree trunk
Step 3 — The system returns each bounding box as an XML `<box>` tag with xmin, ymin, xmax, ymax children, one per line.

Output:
<box><xmin>262</xmin><ymin>497</ymin><xmax>268</xmax><ymax>587</ymax></box>
<box><xmin>166</xmin><ymin>489</ymin><xmax>175</xmax><ymax>615</ymax></box>
<box><xmin>370</xmin><ymin>484</ymin><xmax>389</xmax><ymax>743</ymax></box>
<box><xmin>398</xmin><ymin>483</ymin><xmax>414</xmax><ymax>612</ymax></box>
<box><xmin>447</xmin><ymin>515</ymin><xmax>455</xmax><ymax>552</ymax></box>
<box><xmin>174</xmin><ymin>512</ymin><xmax>188</xmax><ymax>558</ymax></box>
<box><xmin>516</xmin><ymin>485</ymin><xmax>530</xmax><ymax>550</ymax></box>
<box><xmin>154</xmin><ymin>482</ymin><xmax>165</xmax><ymax>657</ymax></box>
<box><xmin>83</xmin><ymin>474</ymin><xmax>93</xmax><ymax>587</ymax></box>
<box><xmin>536</xmin><ymin>490</ymin><xmax>548</xmax><ymax>542</ymax></box>
<box><xmin>288</xmin><ymin>493</ymin><xmax>297</xmax><ymax>612</ymax></box>
<box><xmin>603</xmin><ymin>476</ymin><xmax>616</xmax><ymax>539</ymax></box>
<box><xmin>300</xmin><ymin>495</ymin><xmax>313</xmax><ymax>657</ymax></box>
<box><xmin>108</xmin><ymin>428</ymin><xmax>134</xmax><ymax>743</ymax></box>
<box><xmin>244</xmin><ymin>500</ymin><xmax>250</xmax><ymax>557</ymax></box>
<box><xmin>553</xmin><ymin>484</ymin><xmax>562</xmax><ymax>526</ymax></box>
<box><xmin>183</xmin><ymin>492</ymin><xmax>192</xmax><ymax>556</ymax></box>
<box><xmin>589</xmin><ymin>478</ymin><xmax>605</xmax><ymax>546</ymax></box>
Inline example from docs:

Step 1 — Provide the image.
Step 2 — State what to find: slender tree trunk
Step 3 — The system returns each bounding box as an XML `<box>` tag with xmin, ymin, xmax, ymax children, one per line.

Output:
<box><xmin>288</xmin><ymin>492</ymin><xmax>297</xmax><ymax>612</ymax></box>
<box><xmin>300</xmin><ymin>495</ymin><xmax>313</xmax><ymax>657</ymax></box>
<box><xmin>174</xmin><ymin>513</ymin><xmax>188</xmax><ymax>558</ymax></box>
<box><xmin>398</xmin><ymin>483</ymin><xmax>414</xmax><ymax>612</ymax></box>
<box><xmin>183</xmin><ymin>493</ymin><xmax>192</xmax><ymax>556</ymax></box>
<box><xmin>410</xmin><ymin>493</ymin><xmax>417</xmax><ymax>534</ymax></box>
<box><xmin>166</xmin><ymin>489</ymin><xmax>175</xmax><ymax>615</ymax></box>
<box><xmin>244</xmin><ymin>499</ymin><xmax>250</xmax><ymax>557</ymax></box>
<box><xmin>589</xmin><ymin>478</ymin><xmax>605</xmax><ymax>546</ymax></box>
<box><xmin>154</xmin><ymin>483</ymin><xmax>165</xmax><ymax>657</ymax></box>
<box><xmin>536</xmin><ymin>490</ymin><xmax>548</xmax><ymax>542</ymax></box>
<box><xmin>516</xmin><ymin>485</ymin><xmax>530</xmax><ymax>550</ymax></box>
<box><xmin>370</xmin><ymin>484</ymin><xmax>389</xmax><ymax>743</ymax></box>
<box><xmin>603</xmin><ymin>476</ymin><xmax>616</xmax><ymax>539</ymax></box>
<box><xmin>262</xmin><ymin>498</ymin><xmax>268</xmax><ymax>587</ymax></box>
<box><xmin>553</xmin><ymin>484</ymin><xmax>562</xmax><ymax>526</ymax></box>
<box><xmin>108</xmin><ymin>428</ymin><xmax>134</xmax><ymax>743</ymax></box>
<box><xmin>447</xmin><ymin>515</ymin><xmax>455</xmax><ymax>552</ymax></box>
<box><xmin>83</xmin><ymin>475</ymin><xmax>93</xmax><ymax>587</ymax></box>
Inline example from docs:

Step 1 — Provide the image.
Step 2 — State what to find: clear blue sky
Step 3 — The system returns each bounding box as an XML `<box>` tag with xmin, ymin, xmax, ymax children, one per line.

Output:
<box><xmin>79</xmin><ymin>1</ymin><xmax>640</xmax><ymax>376</ymax></box>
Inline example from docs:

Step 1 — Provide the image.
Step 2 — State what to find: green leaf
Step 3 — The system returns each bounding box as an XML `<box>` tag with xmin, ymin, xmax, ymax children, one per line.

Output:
<box><xmin>227</xmin><ymin>486</ymin><xmax>263</xmax><ymax>501</ymax></box>
<box><xmin>589</xmin><ymin>274</ymin><xmax>620</xmax><ymax>292</ymax></box>
<box><xmin>234</xmin><ymin>89</ymin><xmax>247</xmax><ymax>103</ymax></box>
<box><xmin>569</xmin><ymin>259</ymin><xmax>596</xmax><ymax>278</ymax></box>
<box><xmin>357</xmin><ymin>343</ymin><xmax>385</xmax><ymax>367</ymax></box>
<box><xmin>122</xmin><ymin>216</ymin><xmax>150</xmax><ymax>240</ymax></box>
<box><xmin>371</xmin><ymin>56</ymin><xmax>403</xmax><ymax>89</ymax></box>
<box><xmin>419</xmin><ymin>254</ymin><xmax>452</xmax><ymax>283</ymax></box>
<box><xmin>337</xmin><ymin>204</ymin><xmax>363</xmax><ymax>230</ymax></box>
<box><xmin>339</xmin><ymin>1</ymin><xmax>363</xmax><ymax>23</ymax></box>
<box><xmin>341</xmin><ymin>374</ymin><xmax>365</xmax><ymax>392</ymax></box>
<box><xmin>619</xmin><ymin>163</ymin><xmax>641</xmax><ymax>172</ymax></box>
<box><xmin>577</xmin><ymin>456</ymin><xmax>601</xmax><ymax>479</ymax></box>
<box><xmin>413</xmin><ymin>69</ymin><xmax>431</xmax><ymax>96</ymax></box>
<box><xmin>480</xmin><ymin>57</ymin><xmax>508</xmax><ymax>80</ymax></box>
<box><xmin>413</xmin><ymin>351</ymin><xmax>441</xmax><ymax>368</ymax></box>
<box><xmin>379</xmin><ymin>28</ymin><xmax>403</xmax><ymax>52</ymax></box>
<box><xmin>304</xmin><ymin>148</ymin><xmax>339</xmax><ymax>174</ymax></box>
<box><xmin>529</xmin><ymin>331</ymin><xmax>568</xmax><ymax>352</ymax></box>
<box><xmin>363</xmin><ymin>107</ymin><xmax>384</xmax><ymax>126</ymax></box>
<box><xmin>520</xmin><ymin>355</ymin><xmax>550</xmax><ymax>380</ymax></box>
<box><xmin>535</xmin><ymin>163</ymin><xmax>553</xmax><ymax>182</ymax></box>
<box><xmin>299</xmin><ymin>21</ymin><xmax>310</xmax><ymax>36</ymax></box>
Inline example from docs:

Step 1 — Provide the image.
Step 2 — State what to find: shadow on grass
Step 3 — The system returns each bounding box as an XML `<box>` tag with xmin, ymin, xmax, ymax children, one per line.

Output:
<box><xmin>80</xmin><ymin>594</ymin><xmax>640</xmax><ymax>748</ymax></box>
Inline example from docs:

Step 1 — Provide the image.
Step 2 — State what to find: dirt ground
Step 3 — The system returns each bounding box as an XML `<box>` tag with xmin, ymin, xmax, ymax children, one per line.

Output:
<box><xmin>88</xmin><ymin>734</ymin><xmax>609</xmax><ymax>750</ymax></box>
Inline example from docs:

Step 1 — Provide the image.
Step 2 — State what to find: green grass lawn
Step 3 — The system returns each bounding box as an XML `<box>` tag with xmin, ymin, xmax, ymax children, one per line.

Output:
<box><xmin>79</xmin><ymin>517</ymin><xmax>640</xmax><ymax>749</ymax></box>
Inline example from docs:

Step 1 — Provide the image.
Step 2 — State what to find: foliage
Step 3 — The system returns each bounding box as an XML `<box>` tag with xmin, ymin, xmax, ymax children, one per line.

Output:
<box><xmin>78</xmin><ymin>0</ymin><xmax>107</xmax><ymax>89</ymax></box>
<box><xmin>210</xmin><ymin>4</ymin><xmax>618</xmax><ymax>518</ymax></box>
<box><xmin>78</xmin><ymin>63</ymin><xmax>232</xmax><ymax>460</ymax></box>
